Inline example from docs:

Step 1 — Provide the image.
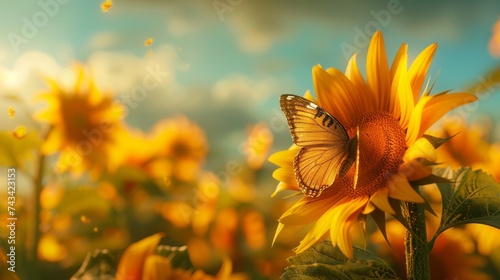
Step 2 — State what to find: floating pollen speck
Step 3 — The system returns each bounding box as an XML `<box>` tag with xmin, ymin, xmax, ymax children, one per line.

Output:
<box><xmin>81</xmin><ymin>215</ymin><xmax>91</xmax><ymax>224</ymax></box>
<box><xmin>144</xmin><ymin>38</ymin><xmax>154</xmax><ymax>46</ymax></box>
<box><xmin>163</xmin><ymin>176</ymin><xmax>171</xmax><ymax>187</ymax></box>
<box><xmin>12</xmin><ymin>126</ymin><xmax>27</xmax><ymax>139</ymax></box>
<box><xmin>8</xmin><ymin>107</ymin><xmax>15</xmax><ymax>118</ymax></box>
<box><xmin>93</xmin><ymin>227</ymin><xmax>99</xmax><ymax>232</ymax></box>
<box><xmin>101</xmin><ymin>0</ymin><xmax>112</xmax><ymax>12</ymax></box>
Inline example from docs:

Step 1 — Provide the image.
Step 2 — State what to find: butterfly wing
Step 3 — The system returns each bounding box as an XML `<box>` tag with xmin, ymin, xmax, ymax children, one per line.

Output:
<box><xmin>280</xmin><ymin>94</ymin><xmax>351</xmax><ymax>197</ymax></box>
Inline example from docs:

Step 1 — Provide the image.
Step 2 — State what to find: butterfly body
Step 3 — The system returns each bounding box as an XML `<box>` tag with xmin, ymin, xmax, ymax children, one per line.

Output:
<box><xmin>280</xmin><ymin>94</ymin><xmax>359</xmax><ymax>197</ymax></box>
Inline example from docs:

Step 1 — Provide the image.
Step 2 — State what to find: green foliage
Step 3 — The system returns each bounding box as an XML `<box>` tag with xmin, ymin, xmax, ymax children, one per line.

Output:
<box><xmin>432</xmin><ymin>167</ymin><xmax>500</xmax><ymax>245</ymax></box>
<box><xmin>281</xmin><ymin>241</ymin><xmax>399</xmax><ymax>280</ymax></box>
<box><xmin>0</xmin><ymin>130</ymin><xmax>40</xmax><ymax>167</ymax></box>
<box><xmin>156</xmin><ymin>244</ymin><xmax>194</xmax><ymax>271</ymax></box>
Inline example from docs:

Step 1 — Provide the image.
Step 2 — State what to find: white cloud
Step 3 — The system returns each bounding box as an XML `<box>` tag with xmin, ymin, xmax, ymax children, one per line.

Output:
<box><xmin>86</xmin><ymin>44</ymin><xmax>180</xmax><ymax>94</ymax></box>
<box><xmin>212</xmin><ymin>73</ymin><xmax>277</xmax><ymax>103</ymax></box>
<box><xmin>0</xmin><ymin>51</ymin><xmax>63</xmax><ymax>130</ymax></box>
<box><xmin>88</xmin><ymin>31</ymin><xmax>121</xmax><ymax>50</ymax></box>
<box><xmin>0</xmin><ymin>51</ymin><xmax>61</xmax><ymax>97</ymax></box>
<box><xmin>167</xmin><ymin>15</ymin><xmax>201</xmax><ymax>36</ymax></box>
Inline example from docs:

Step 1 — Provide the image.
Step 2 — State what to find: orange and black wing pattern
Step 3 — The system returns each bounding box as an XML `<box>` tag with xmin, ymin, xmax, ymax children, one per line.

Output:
<box><xmin>280</xmin><ymin>94</ymin><xmax>353</xmax><ymax>197</ymax></box>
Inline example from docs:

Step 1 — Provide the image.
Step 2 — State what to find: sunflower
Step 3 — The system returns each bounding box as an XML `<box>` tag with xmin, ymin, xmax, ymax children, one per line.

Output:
<box><xmin>150</xmin><ymin>116</ymin><xmax>208</xmax><ymax>182</ymax></box>
<box><xmin>36</xmin><ymin>65</ymin><xmax>124</xmax><ymax>177</ymax></box>
<box><xmin>435</xmin><ymin>118</ymin><xmax>500</xmax><ymax>182</ymax></box>
<box><xmin>108</xmin><ymin>116</ymin><xmax>208</xmax><ymax>182</ymax></box>
<box><xmin>270</xmin><ymin>31</ymin><xmax>478</xmax><ymax>258</ymax></box>
<box><xmin>488</xmin><ymin>17</ymin><xmax>500</xmax><ymax>57</ymax></box>
<box><xmin>116</xmin><ymin>233</ymin><xmax>247</xmax><ymax>280</ymax></box>
<box><xmin>241</xmin><ymin>122</ymin><xmax>273</xmax><ymax>170</ymax></box>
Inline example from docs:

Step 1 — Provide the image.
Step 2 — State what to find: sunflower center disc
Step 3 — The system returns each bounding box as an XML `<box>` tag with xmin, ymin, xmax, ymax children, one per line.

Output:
<box><xmin>336</xmin><ymin>111</ymin><xmax>407</xmax><ymax>198</ymax></box>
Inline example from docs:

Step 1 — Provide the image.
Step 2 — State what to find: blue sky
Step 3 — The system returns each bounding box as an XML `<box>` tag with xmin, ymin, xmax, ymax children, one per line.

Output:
<box><xmin>1</xmin><ymin>0</ymin><xmax>499</xmax><ymax>165</ymax></box>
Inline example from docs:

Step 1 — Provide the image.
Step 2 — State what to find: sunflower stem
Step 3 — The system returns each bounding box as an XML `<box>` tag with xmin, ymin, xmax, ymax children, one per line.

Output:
<box><xmin>403</xmin><ymin>201</ymin><xmax>430</xmax><ymax>280</ymax></box>
<box><xmin>29</xmin><ymin>126</ymin><xmax>50</xmax><ymax>280</ymax></box>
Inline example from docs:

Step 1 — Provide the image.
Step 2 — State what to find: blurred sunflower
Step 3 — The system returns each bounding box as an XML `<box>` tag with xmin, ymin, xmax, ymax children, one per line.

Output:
<box><xmin>36</xmin><ymin>65</ymin><xmax>124</xmax><ymax>178</ymax></box>
<box><xmin>241</xmin><ymin>122</ymin><xmax>273</xmax><ymax>170</ymax></box>
<box><xmin>270</xmin><ymin>31</ymin><xmax>477</xmax><ymax>258</ymax></box>
<box><xmin>371</xmin><ymin>220</ymin><xmax>490</xmax><ymax>280</ymax></box>
<box><xmin>116</xmin><ymin>233</ymin><xmax>246</xmax><ymax>280</ymax></box>
<box><xmin>107</xmin><ymin>126</ymin><xmax>154</xmax><ymax>174</ymax></box>
<box><xmin>151</xmin><ymin>116</ymin><xmax>208</xmax><ymax>182</ymax></box>
<box><xmin>436</xmin><ymin>118</ymin><xmax>500</xmax><ymax>182</ymax></box>
<box><xmin>109</xmin><ymin>116</ymin><xmax>207</xmax><ymax>182</ymax></box>
<box><xmin>465</xmin><ymin>223</ymin><xmax>500</xmax><ymax>256</ymax></box>
<box><xmin>488</xmin><ymin>17</ymin><xmax>500</xmax><ymax>57</ymax></box>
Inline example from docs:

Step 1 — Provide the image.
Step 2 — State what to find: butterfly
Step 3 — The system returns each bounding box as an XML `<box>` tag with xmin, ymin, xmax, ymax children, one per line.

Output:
<box><xmin>280</xmin><ymin>94</ymin><xmax>359</xmax><ymax>197</ymax></box>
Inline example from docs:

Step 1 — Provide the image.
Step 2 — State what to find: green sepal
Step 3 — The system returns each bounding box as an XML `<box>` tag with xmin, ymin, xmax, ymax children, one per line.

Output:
<box><xmin>410</xmin><ymin>173</ymin><xmax>452</xmax><ymax>186</ymax></box>
<box><xmin>422</xmin><ymin>133</ymin><xmax>455</xmax><ymax>149</ymax></box>
<box><xmin>369</xmin><ymin>209</ymin><xmax>393</xmax><ymax>251</ymax></box>
<box><xmin>156</xmin><ymin>243</ymin><xmax>194</xmax><ymax>271</ymax></box>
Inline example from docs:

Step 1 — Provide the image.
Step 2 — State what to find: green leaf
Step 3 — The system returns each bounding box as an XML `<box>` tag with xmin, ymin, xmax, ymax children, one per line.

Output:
<box><xmin>281</xmin><ymin>241</ymin><xmax>399</xmax><ymax>280</ymax></box>
<box><xmin>156</xmin><ymin>244</ymin><xmax>193</xmax><ymax>270</ymax></box>
<box><xmin>70</xmin><ymin>249</ymin><xmax>116</xmax><ymax>280</ymax></box>
<box><xmin>0</xmin><ymin>130</ymin><xmax>40</xmax><ymax>167</ymax></box>
<box><xmin>434</xmin><ymin>167</ymin><xmax>500</xmax><ymax>240</ymax></box>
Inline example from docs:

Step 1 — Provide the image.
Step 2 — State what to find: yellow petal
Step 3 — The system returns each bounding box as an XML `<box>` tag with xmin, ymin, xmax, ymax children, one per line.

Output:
<box><xmin>408</xmin><ymin>43</ymin><xmax>438</xmax><ymax>102</ymax></box>
<box><xmin>215</xmin><ymin>256</ymin><xmax>233</xmax><ymax>280</ymax></box>
<box><xmin>369</xmin><ymin>187</ymin><xmax>395</xmax><ymax>215</ymax></box>
<box><xmin>326</xmin><ymin>66</ymin><xmax>370</xmax><ymax>121</ymax></box>
<box><xmin>116</xmin><ymin>233</ymin><xmax>165</xmax><ymax>280</ymax></box>
<box><xmin>142</xmin><ymin>255</ymin><xmax>172</xmax><ymax>280</ymax></box>
<box><xmin>345</xmin><ymin>53</ymin><xmax>376</xmax><ymax>113</ymax></box>
<box><xmin>406</xmin><ymin>95</ymin><xmax>432</xmax><ymax>145</ymax></box>
<box><xmin>335</xmin><ymin>217</ymin><xmax>358</xmax><ymax>259</ymax></box>
<box><xmin>272</xmin><ymin>222</ymin><xmax>285</xmax><ymax>247</ymax></box>
<box><xmin>400</xmin><ymin>138</ymin><xmax>436</xmax><ymax>180</ymax></box>
<box><xmin>387</xmin><ymin>173</ymin><xmax>424</xmax><ymax>203</ymax></box>
<box><xmin>390</xmin><ymin>43</ymin><xmax>408</xmax><ymax>80</ymax></box>
<box><xmin>272</xmin><ymin>167</ymin><xmax>296</xmax><ymax>186</ymax></box>
<box><xmin>329</xmin><ymin>196</ymin><xmax>367</xmax><ymax>258</ymax></box>
<box><xmin>420</xmin><ymin>93</ymin><xmax>478</xmax><ymax>137</ymax></box>
<box><xmin>34</xmin><ymin>107</ymin><xmax>59</xmax><ymax>122</ymax></box>
<box><xmin>362</xmin><ymin>201</ymin><xmax>376</xmax><ymax>214</ymax></box>
<box><xmin>268</xmin><ymin>148</ymin><xmax>297</xmax><ymax>166</ymax></box>
<box><xmin>295</xmin><ymin>205</ymin><xmax>338</xmax><ymax>254</ymax></box>
<box><xmin>399</xmin><ymin>158</ymin><xmax>433</xmax><ymax>181</ymax></box>
<box><xmin>366</xmin><ymin>31</ymin><xmax>390</xmax><ymax>111</ymax></box>
<box><xmin>404</xmin><ymin>137</ymin><xmax>437</xmax><ymax>162</ymax></box>
<box><xmin>279</xmin><ymin>194</ymin><xmax>342</xmax><ymax>225</ymax></box>
<box><xmin>41</xmin><ymin>130</ymin><xmax>64</xmax><ymax>154</ymax></box>
<box><xmin>313</xmin><ymin>65</ymin><xmax>358</xmax><ymax>125</ymax></box>
<box><xmin>391</xmin><ymin>44</ymin><xmax>414</xmax><ymax>130</ymax></box>
<box><xmin>271</xmin><ymin>182</ymin><xmax>300</xmax><ymax>197</ymax></box>
<box><xmin>303</xmin><ymin>90</ymin><xmax>316</xmax><ymax>101</ymax></box>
